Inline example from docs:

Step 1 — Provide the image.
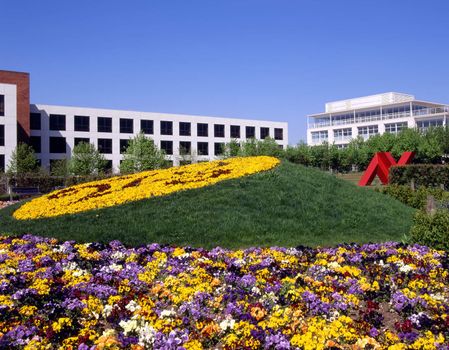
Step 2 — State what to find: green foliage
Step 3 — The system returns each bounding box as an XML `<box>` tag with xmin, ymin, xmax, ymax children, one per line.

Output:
<box><xmin>409</xmin><ymin>210</ymin><xmax>449</xmax><ymax>251</ymax></box>
<box><xmin>120</xmin><ymin>132</ymin><xmax>167</xmax><ymax>174</ymax></box>
<box><xmin>0</xmin><ymin>161</ymin><xmax>414</xmax><ymax>248</ymax></box>
<box><xmin>51</xmin><ymin>159</ymin><xmax>69</xmax><ymax>177</ymax></box>
<box><xmin>7</xmin><ymin>143</ymin><xmax>39</xmax><ymax>175</ymax></box>
<box><xmin>377</xmin><ymin>184</ymin><xmax>449</xmax><ymax>209</ymax></box>
<box><xmin>389</xmin><ymin>165</ymin><xmax>449</xmax><ymax>189</ymax></box>
<box><xmin>69</xmin><ymin>142</ymin><xmax>107</xmax><ymax>176</ymax></box>
<box><xmin>237</xmin><ymin>138</ymin><xmax>284</xmax><ymax>158</ymax></box>
<box><xmin>223</xmin><ymin>139</ymin><xmax>241</xmax><ymax>158</ymax></box>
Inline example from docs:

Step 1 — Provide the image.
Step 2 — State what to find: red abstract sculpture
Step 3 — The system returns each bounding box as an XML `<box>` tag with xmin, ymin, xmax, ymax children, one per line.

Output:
<box><xmin>358</xmin><ymin>152</ymin><xmax>414</xmax><ymax>186</ymax></box>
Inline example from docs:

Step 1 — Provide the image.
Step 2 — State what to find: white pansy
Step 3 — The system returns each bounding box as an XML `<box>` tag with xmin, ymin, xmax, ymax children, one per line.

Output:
<box><xmin>119</xmin><ymin>319</ymin><xmax>139</xmax><ymax>335</ymax></box>
<box><xmin>111</xmin><ymin>251</ymin><xmax>126</xmax><ymax>260</ymax></box>
<box><xmin>103</xmin><ymin>305</ymin><xmax>113</xmax><ymax>318</ymax></box>
<box><xmin>219</xmin><ymin>318</ymin><xmax>236</xmax><ymax>331</ymax></box>
<box><xmin>125</xmin><ymin>300</ymin><xmax>141</xmax><ymax>312</ymax></box>
<box><xmin>138</xmin><ymin>322</ymin><xmax>156</xmax><ymax>346</ymax></box>
<box><xmin>233</xmin><ymin>259</ymin><xmax>245</xmax><ymax>267</ymax></box>
<box><xmin>62</xmin><ymin>262</ymin><xmax>78</xmax><ymax>271</ymax></box>
<box><xmin>160</xmin><ymin>309</ymin><xmax>176</xmax><ymax>318</ymax></box>
<box><xmin>328</xmin><ymin>261</ymin><xmax>341</xmax><ymax>269</ymax></box>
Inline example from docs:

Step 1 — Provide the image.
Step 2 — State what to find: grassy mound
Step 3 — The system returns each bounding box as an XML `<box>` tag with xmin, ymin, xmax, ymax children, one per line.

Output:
<box><xmin>0</xmin><ymin>161</ymin><xmax>415</xmax><ymax>248</ymax></box>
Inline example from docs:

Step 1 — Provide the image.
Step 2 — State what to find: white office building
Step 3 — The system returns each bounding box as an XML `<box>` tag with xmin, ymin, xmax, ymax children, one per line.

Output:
<box><xmin>0</xmin><ymin>70</ymin><xmax>288</xmax><ymax>173</ymax></box>
<box><xmin>307</xmin><ymin>92</ymin><xmax>448</xmax><ymax>147</ymax></box>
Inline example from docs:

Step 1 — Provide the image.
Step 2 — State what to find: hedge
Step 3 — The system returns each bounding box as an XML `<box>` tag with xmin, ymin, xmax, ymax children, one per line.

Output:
<box><xmin>409</xmin><ymin>209</ymin><xmax>449</xmax><ymax>251</ymax></box>
<box><xmin>389</xmin><ymin>164</ymin><xmax>449</xmax><ymax>189</ymax></box>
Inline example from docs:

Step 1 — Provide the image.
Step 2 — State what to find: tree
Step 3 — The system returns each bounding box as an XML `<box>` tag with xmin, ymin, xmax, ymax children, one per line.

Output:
<box><xmin>69</xmin><ymin>142</ymin><xmax>107</xmax><ymax>176</ymax></box>
<box><xmin>7</xmin><ymin>143</ymin><xmax>39</xmax><ymax>175</ymax></box>
<box><xmin>120</xmin><ymin>132</ymin><xmax>167</xmax><ymax>174</ymax></box>
<box><xmin>51</xmin><ymin>159</ymin><xmax>69</xmax><ymax>177</ymax></box>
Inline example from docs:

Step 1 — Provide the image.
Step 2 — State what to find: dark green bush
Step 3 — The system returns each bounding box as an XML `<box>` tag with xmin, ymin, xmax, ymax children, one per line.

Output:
<box><xmin>377</xmin><ymin>184</ymin><xmax>449</xmax><ymax>209</ymax></box>
<box><xmin>409</xmin><ymin>210</ymin><xmax>449</xmax><ymax>251</ymax></box>
<box><xmin>390</xmin><ymin>165</ymin><xmax>449</xmax><ymax>189</ymax></box>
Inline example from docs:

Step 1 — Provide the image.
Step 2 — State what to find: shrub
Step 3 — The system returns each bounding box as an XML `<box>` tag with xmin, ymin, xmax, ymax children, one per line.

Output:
<box><xmin>409</xmin><ymin>209</ymin><xmax>449</xmax><ymax>251</ymax></box>
<box><xmin>377</xmin><ymin>184</ymin><xmax>449</xmax><ymax>210</ymax></box>
<box><xmin>69</xmin><ymin>142</ymin><xmax>108</xmax><ymax>176</ymax></box>
<box><xmin>6</xmin><ymin>143</ymin><xmax>39</xmax><ymax>175</ymax></box>
<box><xmin>390</xmin><ymin>165</ymin><xmax>449</xmax><ymax>189</ymax></box>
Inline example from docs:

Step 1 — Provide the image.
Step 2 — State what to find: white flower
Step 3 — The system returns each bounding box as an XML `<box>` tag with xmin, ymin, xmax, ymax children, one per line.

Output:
<box><xmin>103</xmin><ymin>305</ymin><xmax>113</xmax><ymax>318</ymax></box>
<box><xmin>138</xmin><ymin>322</ymin><xmax>156</xmax><ymax>346</ymax></box>
<box><xmin>160</xmin><ymin>309</ymin><xmax>176</xmax><ymax>318</ymax></box>
<box><xmin>233</xmin><ymin>259</ymin><xmax>246</xmax><ymax>267</ymax></box>
<box><xmin>125</xmin><ymin>300</ymin><xmax>141</xmax><ymax>312</ymax></box>
<box><xmin>72</xmin><ymin>269</ymin><xmax>88</xmax><ymax>277</ymax></box>
<box><xmin>219</xmin><ymin>317</ymin><xmax>235</xmax><ymax>331</ymax></box>
<box><xmin>328</xmin><ymin>261</ymin><xmax>341</xmax><ymax>269</ymax></box>
<box><xmin>251</xmin><ymin>286</ymin><xmax>261</xmax><ymax>295</ymax></box>
<box><xmin>399</xmin><ymin>264</ymin><xmax>413</xmax><ymax>273</ymax></box>
<box><xmin>62</xmin><ymin>262</ymin><xmax>78</xmax><ymax>271</ymax></box>
<box><xmin>119</xmin><ymin>319</ymin><xmax>138</xmax><ymax>335</ymax></box>
<box><xmin>111</xmin><ymin>251</ymin><xmax>126</xmax><ymax>260</ymax></box>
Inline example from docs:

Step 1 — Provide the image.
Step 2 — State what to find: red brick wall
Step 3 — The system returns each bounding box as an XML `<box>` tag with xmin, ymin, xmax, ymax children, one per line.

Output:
<box><xmin>0</xmin><ymin>70</ymin><xmax>30</xmax><ymax>143</ymax></box>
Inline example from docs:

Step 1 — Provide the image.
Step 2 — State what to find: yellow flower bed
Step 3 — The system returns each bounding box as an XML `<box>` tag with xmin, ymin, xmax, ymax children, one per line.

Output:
<box><xmin>13</xmin><ymin>156</ymin><xmax>280</xmax><ymax>220</ymax></box>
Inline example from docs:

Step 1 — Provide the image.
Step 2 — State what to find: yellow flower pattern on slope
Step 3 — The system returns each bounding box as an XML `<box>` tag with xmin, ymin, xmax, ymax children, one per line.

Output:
<box><xmin>13</xmin><ymin>156</ymin><xmax>280</xmax><ymax>219</ymax></box>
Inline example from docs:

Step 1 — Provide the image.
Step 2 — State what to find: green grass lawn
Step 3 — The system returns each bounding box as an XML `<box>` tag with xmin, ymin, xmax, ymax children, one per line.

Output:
<box><xmin>0</xmin><ymin>161</ymin><xmax>415</xmax><ymax>249</ymax></box>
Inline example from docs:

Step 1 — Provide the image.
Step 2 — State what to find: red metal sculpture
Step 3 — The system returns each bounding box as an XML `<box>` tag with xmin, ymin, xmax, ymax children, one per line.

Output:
<box><xmin>358</xmin><ymin>152</ymin><xmax>414</xmax><ymax>186</ymax></box>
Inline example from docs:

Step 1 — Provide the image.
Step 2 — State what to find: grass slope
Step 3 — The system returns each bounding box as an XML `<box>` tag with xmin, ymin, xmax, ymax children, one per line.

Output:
<box><xmin>0</xmin><ymin>161</ymin><xmax>415</xmax><ymax>249</ymax></box>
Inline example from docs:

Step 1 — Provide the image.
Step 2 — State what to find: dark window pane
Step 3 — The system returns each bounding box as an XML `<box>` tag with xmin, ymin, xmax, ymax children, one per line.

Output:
<box><xmin>230</xmin><ymin>125</ymin><xmax>240</xmax><ymax>138</ymax></box>
<box><xmin>49</xmin><ymin>114</ymin><xmax>66</xmax><ymax>131</ymax></box>
<box><xmin>98</xmin><ymin>138</ymin><xmax>112</xmax><ymax>154</ymax></box>
<box><xmin>260</xmin><ymin>127</ymin><xmax>270</xmax><ymax>139</ymax></box>
<box><xmin>74</xmin><ymin>115</ymin><xmax>90</xmax><ymax>132</ymax></box>
<box><xmin>120</xmin><ymin>118</ymin><xmax>133</xmax><ymax>133</ymax></box>
<box><xmin>140</xmin><ymin>120</ymin><xmax>153</xmax><ymax>134</ymax></box>
<box><xmin>214</xmin><ymin>124</ymin><xmax>225</xmax><ymax>138</ymax></box>
<box><xmin>105</xmin><ymin>160</ymin><xmax>113</xmax><ymax>173</ymax></box>
<box><xmin>197</xmin><ymin>123</ymin><xmax>208</xmax><ymax>137</ymax></box>
<box><xmin>197</xmin><ymin>142</ymin><xmax>209</xmax><ymax>155</ymax></box>
<box><xmin>49</xmin><ymin>137</ymin><xmax>66</xmax><ymax>153</ymax></box>
<box><xmin>246</xmin><ymin>126</ymin><xmax>255</xmax><ymax>138</ymax></box>
<box><xmin>30</xmin><ymin>113</ymin><xmax>41</xmax><ymax>130</ymax></box>
<box><xmin>179</xmin><ymin>141</ymin><xmax>191</xmax><ymax>155</ymax></box>
<box><xmin>179</xmin><ymin>122</ymin><xmax>191</xmax><ymax>136</ymax></box>
<box><xmin>274</xmin><ymin>128</ymin><xmax>283</xmax><ymax>140</ymax></box>
<box><xmin>120</xmin><ymin>139</ymin><xmax>130</xmax><ymax>153</ymax></box>
<box><xmin>98</xmin><ymin>117</ymin><xmax>112</xmax><ymax>133</ymax></box>
<box><xmin>160</xmin><ymin>121</ymin><xmax>173</xmax><ymax>135</ymax></box>
<box><xmin>0</xmin><ymin>155</ymin><xmax>5</xmax><ymax>172</ymax></box>
<box><xmin>160</xmin><ymin>140</ymin><xmax>173</xmax><ymax>155</ymax></box>
<box><xmin>74</xmin><ymin>137</ymin><xmax>89</xmax><ymax>146</ymax></box>
<box><xmin>0</xmin><ymin>125</ymin><xmax>4</xmax><ymax>146</ymax></box>
<box><xmin>0</xmin><ymin>95</ymin><xmax>4</xmax><ymax>116</ymax></box>
<box><xmin>214</xmin><ymin>142</ymin><xmax>224</xmax><ymax>156</ymax></box>
<box><xmin>29</xmin><ymin>136</ymin><xmax>41</xmax><ymax>153</ymax></box>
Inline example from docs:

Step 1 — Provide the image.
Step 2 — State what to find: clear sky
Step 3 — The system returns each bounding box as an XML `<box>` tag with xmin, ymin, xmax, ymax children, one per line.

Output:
<box><xmin>2</xmin><ymin>0</ymin><xmax>449</xmax><ymax>143</ymax></box>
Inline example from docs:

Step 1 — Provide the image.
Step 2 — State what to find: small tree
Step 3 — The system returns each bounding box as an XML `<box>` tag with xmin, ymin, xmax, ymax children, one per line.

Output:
<box><xmin>69</xmin><ymin>142</ymin><xmax>107</xmax><ymax>176</ymax></box>
<box><xmin>120</xmin><ymin>132</ymin><xmax>167</xmax><ymax>174</ymax></box>
<box><xmin>51</xmin><ymin>159</ymin><xmax>69</xmax><ymax>177</ymax></box>
<box><xmin>7</xmin><ymin>143</ymin><xmax>39</xmax><ymax>175</ymax></box>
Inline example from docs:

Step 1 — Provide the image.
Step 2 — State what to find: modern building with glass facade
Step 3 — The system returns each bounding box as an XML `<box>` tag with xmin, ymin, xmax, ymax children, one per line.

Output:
<box><xmin>0</xmin><ymin>70</ymin><xmax>288</xmax><ymax>172</ymax></box>
<box><xmin>307</xmin><ymin>92</ymin><xmax>448</xmax><ymax>147</ymax></box>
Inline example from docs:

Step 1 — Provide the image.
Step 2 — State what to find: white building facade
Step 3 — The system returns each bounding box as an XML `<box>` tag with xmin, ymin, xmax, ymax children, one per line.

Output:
<box><xmin>0</xmin><ymin>70</ymin><xmax>288</xmax><ymax>173</ymax></box>
<box><xmin>307</xmin><ymin>92</ymin><xmax>448</xmax><ymax>147</ymax></box>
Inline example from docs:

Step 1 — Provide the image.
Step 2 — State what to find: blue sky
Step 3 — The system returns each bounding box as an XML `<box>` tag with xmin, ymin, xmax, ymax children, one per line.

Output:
<box><xmin>2</xmin><ymin>0</ymin><xmax>449</xmax><ymax>143</ymax></box>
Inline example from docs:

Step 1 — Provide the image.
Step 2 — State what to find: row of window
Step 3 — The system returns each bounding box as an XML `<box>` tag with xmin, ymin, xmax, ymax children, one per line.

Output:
<box><xmin>28</xmin><ymin>136</ymin><xmax>282</xmax><ymax>156</ymax></box>
<box><xmin>0</xmin><ymin>95</ymin><xmax>4</xmax><ymax>117</ymax></box>
<box><xmin>312</xmin><ymin>122</ymin><xmax>409</xmax><ymax>142</ymax></box>
<box><xmin>0</xmin><ymin>125</ymin><xmax>4</xmax><ymax>146</ymax></box>
<box><xmin>30</xmin><ymin>113</ymin><xmax>284</xmax><ymax>140</ymax></box>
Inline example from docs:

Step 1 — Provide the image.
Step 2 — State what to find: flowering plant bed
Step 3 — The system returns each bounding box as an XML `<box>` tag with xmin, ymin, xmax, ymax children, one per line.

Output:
<box><xmin>13</xmin><ymin>156</ymin><xmax>279</xmax><ymax>220</ymax></box>
<box><xmin>1</xmin><ymin>235</ymin><xmax>448</xmax><ymax>349</ymax></box>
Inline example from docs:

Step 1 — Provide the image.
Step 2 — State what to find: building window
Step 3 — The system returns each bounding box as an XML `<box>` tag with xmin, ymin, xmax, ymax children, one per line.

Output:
<box><xmin>214</xmin><ymin>124</ymin><xmax>225</xmax><ymax>138</ymax></box>
<box><xmin>334</xmin><ymin>128</ymin><xmax>352</xmax><ymax>141</ymax></box>
<box><xmin>105</xmin><ymin>160</ymin><xmax>113</xmax><ymax>173</ymax></box>
<box><xmin>230</xmin><ymin>125</ymin><xmax>240</xmax><ymax>138</ymax></box>
<box><xmin>0</xmin><ymin>155</ymin><xmax>4</xmax><ymax>172</ymax></box>
<box><xmin>179</xmin><ymin>122</ymin><xmax>191</xmax><ymax>136</ymax></box>
<box><xmin>214</xmin><ymin>142</ymin><xmax>224</xmax><ymax>156</ymax></box>
<box><xmin>74</xmin><ymin>115</ymin><xmax>90</xmax><ymax>132</ymax></box>
<box><xmin>98</xmin><ymin>138</ymin><xmax>113</xmax><ymax>154</ymax></box>
<box><xmin>120</xmin><ymin>139</ymin><xmax>130</xmax><ymax>153</ymax></box>
<box><xmin>179</xmin><ymin>141</ymin><xmax>191</xmax><ymax>155</ymax></box>
<box><xmin>311</xmin><ymin>131</ymin><xmax>328</xmax><ymax>143</ymax></box>
<box><xmin>0</xmin><ymin>95</ymin><xmax>4</xmax><ymax>116</ymax></box>
<box><xmin>197</xmin><ymin>142</ymin><xmax>209</xmax><ymax>155</ymax></box>
<box><xmin>161</xmin><ymin>140</ymin><xmax>173</xmax><ymax>155</ymax></box>
<box><xmin>0</xmin><ymin>125</ymin><xmax>4</xmax><ymax>146</ymax></box>
<box><xmin>49</xmin><ymin>137</ymin><xmax>66</xmax><ymax>153</ymax></box>
<box><xmin>98</xmin><ymin>117</ymin><xmax>112</xmax><ymax>133</ymax></box>
<box><xmin>260</xmin><ymin>127</ymin><xmax>270</xmax><ymax>139</ymax></box>
<box><xmin>30</xmin><ymin>113</ymin><xmax>41</xmax><ymax>130</ymax></box>
<box><xmin>197</xmin><ymin>123</ymin><xmax>208</xmax><ymax>137</ymax></box>
<box><xmin>416</xmin><ymin>119</ymin><xmax>443</xmax><ymax>132</ymax></box>
<box><xmin>274</xmin><ymin>128</ymin><xmax>283</xmax><ymax>140</ymax></box>
<box><xmin>161</xmin><ymin>121</ymin><xmax>173</xmax><ymax>135</ymax></box>
<box><xmin>74</xmin><ymin>137</ymin><xmax>90</xmax><ymax>146</ymax></box>
<box><xmin>246</xmin><ymin>126</ymin><xmax>255</xmax><ymax>139</ymax></box>
<box><xmin>49</xmin><ymin>114</ymin><xmax>66</xmax><ymax>131</ymax></box>
<box><xmin>385</xmin><ymin>122</ymin><xmax>407</xmax><ymax>134</ymax></box>
<box><xmin>120</xmin><ymin>118</ymin><xmax>133</xmax><ymax>134</ymax></box>
<box><xmin>358</xmin><ymin>125</ymin><xmax>378</xmax><ymax>139</ymax></box>
<box><xmin>141</xmin><ymin>119</ymin><xmax>153</xmax><ymax>134</ymax></box>
<box><xmin>29</xmin><ymin>136</ymin><xmax>41</xmax><ymax>153</ymax></box>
